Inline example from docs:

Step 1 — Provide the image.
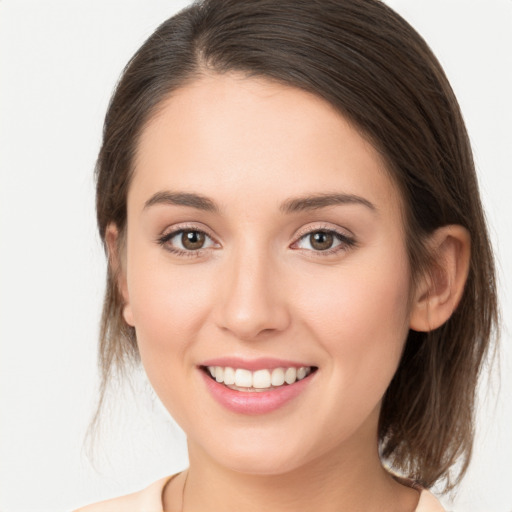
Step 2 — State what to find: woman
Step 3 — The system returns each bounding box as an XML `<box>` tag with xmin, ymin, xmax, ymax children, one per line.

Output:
<box><xmin>76</xmin><ymin>0</ymin><xmax>498</xmax><ymax>510</ymax></box>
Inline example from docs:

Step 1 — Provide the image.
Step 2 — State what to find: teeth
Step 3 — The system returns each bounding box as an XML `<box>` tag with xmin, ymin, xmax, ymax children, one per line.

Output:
<box><xmin>297</xmin><ymin>367</ymin><xmax>307</xmax><ymax>380</ymax></box>
<box><xmin>235</xmin><ymin>368</ymin><xmax>252</xmax><ymax>388</ymax></box>
<box><xmin>271</xmin><ymin>368</ymin><xmax>285</xmax><ymax>386</ymax></box>
<box><xmin>253</xmin><ymin>369</ymin><xmax>271</xmax><ymax>389</ymax></box>
<box><xmin>284</xmin><ymin>367</ymin><xmax>297</xmax><ymax>384</ymax></box>
<box><xmin>205</xmin><ymin>365</ymin><xmax>313</xmax><ymax>390</ymax></box>
<box><xmin>223</xmin><ymin>367</ymin><xmax>235</xmax><ymax>385</ymax></box>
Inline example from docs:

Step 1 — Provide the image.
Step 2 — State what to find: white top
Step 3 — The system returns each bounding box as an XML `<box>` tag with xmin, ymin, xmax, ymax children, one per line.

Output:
<box><xmin>74</xmin><ymin>475</ymin><xmax>445</xmax><ymax>511</ymax></box>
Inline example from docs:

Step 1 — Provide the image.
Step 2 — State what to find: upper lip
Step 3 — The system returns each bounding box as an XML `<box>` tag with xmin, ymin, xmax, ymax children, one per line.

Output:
<box><xmin>199</xmin><ymin>357</ymin><xmax>316</xmax><ymax>371</ymax></box>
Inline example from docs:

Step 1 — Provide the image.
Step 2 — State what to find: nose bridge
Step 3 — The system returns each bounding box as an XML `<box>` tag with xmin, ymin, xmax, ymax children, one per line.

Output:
<box><xmin>216</xmin><ymin>238</ymin><xmax>290</xmax><ymax>339</ymax></box>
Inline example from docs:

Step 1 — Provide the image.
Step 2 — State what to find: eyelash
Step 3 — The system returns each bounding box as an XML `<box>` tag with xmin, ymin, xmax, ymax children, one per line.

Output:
<box><xmin>291</xmin><ymin>225</ymin><xmax>356</xmax><ymax>256</ymax></box>
<box><xmin>156</xmin><ymin>225</ymin><xmax>356</xmax><ymax>257</ymax></box>
<box><xmin>157</xmin><ymin>225</ymin><xmax>218</xmax><ymax>258</ymax></box>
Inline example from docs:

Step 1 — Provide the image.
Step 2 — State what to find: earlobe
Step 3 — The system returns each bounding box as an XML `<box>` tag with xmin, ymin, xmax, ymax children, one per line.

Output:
<box><xmin>105</xmin><ymin>224</ymin><xmax>135</xmax><ymax>327</ymax></box>
<box><xmin>409</xmin><ymin>225</ymin><xmax>471</xmax><ymax>332</ymax></box>
<box><xmin>122</xmin><ymin>304</ymin><xmax>135</xmax><ymax>327</ymax></box>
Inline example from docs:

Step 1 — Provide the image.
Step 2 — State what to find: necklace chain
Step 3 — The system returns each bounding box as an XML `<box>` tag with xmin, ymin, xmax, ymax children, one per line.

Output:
<box><xmin>180</xmin><ymin>470</ymin><xmax>188</xmax><ymax>512</ymax></box>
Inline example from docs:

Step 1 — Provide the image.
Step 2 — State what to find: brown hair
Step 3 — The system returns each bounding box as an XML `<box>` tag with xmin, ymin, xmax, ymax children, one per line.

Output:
<box><xmin>94</xmin><ymin>0</ymin><xmax>498</xmax><ymax>491</ymax></box>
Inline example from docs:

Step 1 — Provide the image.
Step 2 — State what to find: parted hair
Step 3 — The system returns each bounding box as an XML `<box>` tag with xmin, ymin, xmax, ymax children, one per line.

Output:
<box><xmin>94</xmin><ymin>0</ymin><xmax>498</xmax><ymax>491</ymax></box>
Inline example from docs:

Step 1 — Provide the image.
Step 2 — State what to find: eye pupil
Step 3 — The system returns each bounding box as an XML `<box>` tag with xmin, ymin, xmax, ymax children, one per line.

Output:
<box><xmin>182</xmin><ymin>230</ymin><xmax>205</xmax><ymax>250</ymax></box>
<box><xmin>310</xmin><ymin>231</ymin><xmax>334</xmax><ymax>250</ymax></box>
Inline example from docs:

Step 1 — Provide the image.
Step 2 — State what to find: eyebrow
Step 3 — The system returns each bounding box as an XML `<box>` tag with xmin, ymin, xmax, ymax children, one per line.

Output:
<box><xmin>279</xmin><ymin>193</ymin><xmax>376</xmax><ymax>214</ymax></box>
<box><xmin>143</xmin><ymin>190</ymin><xmax>376</xmax><ymax>214</ymax></box>
<box><xmin>144</xmin><ymin>191</ymin><xmax>219</xmax><ymax>212</ymax></box>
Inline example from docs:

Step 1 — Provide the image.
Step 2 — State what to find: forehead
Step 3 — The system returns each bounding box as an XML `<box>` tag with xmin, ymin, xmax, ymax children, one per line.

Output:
<box><xmin>130</xmin><ymin>73</ymin><xmax>403</xmax><ymax>220</ymax></box>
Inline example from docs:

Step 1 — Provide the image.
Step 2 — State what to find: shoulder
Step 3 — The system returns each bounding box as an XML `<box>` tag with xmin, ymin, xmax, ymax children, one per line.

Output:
<box><xmin>390</xmin><ymin>474</ymin><xmax>445</xmax><ymax>512</ymax></box>
<box><xmin>73</xmin><ymin>475</ymin><xmax>173</xmax><ymax>512</ymax></box>
<box><xmin>416</xmin><ymin>489</ymin><xmax>446</xmax><ymax>512</ymax></box>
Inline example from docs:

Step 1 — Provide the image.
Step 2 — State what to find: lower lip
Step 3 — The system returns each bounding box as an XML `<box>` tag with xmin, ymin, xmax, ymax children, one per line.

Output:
<box><xmin>200</xmin><ymin>369</ymin><xmax>315</xmax><ymax>415</ymax></box>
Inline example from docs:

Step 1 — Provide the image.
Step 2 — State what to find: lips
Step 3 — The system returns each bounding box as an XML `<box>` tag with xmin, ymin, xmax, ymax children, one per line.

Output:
<box><xmin>199</xmin><ymin>358</ymin><xmax>317</xmax><ymax>414</ymax></box>
<box><xmin>205</xmin><ymin>365</ymin><xmax>314</xmax><ymax>390</ymax></box>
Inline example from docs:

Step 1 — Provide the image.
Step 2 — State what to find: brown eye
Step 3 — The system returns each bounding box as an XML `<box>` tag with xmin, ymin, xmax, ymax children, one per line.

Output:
<box><xmin>181</xmin><ymin>230</ymin><xmax>206</xmax><ymax>250</ymax></box>
<box><xmin>292</xmin><ymin>228</ymin><xmax>354</xmax><ymax>254</ymax></box>
<box><xmin>309</xmin><ymin>231</ymin><xmax>334</xmax><ymax>251</ymax></box>
<box><xmin>158</xmin><ymin>228</ymin><xmax>217</xmax><ymax>254</ymax></box>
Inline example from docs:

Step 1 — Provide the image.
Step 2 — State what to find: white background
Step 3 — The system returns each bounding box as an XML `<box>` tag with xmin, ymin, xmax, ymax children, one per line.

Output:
<box><xmin>0</xmin><ymin>1</ymin><xmax>511</xmax><ymax>511</ymax></box>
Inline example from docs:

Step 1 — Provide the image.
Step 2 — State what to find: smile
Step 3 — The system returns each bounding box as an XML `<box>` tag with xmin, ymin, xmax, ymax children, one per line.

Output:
<box><xmin>205</xmin><ymin>365</ymin><xmax>315</xmax><ymax>391</ymax></box>
<box><xmin>199</xmin><ymin>361</ymin><xmax>318</xmax><ymax>415</ymax></box>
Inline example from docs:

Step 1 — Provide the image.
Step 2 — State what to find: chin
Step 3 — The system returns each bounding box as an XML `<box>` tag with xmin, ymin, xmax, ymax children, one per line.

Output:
<box><xmin>196</xmin><ymin>428</ymin><xmax>322</xmax><ymax>476</ymax></box>
<box><xmin>220</xmin><ymin>452</ymin><xmax>307</xmax><ymax>476</ymax></box>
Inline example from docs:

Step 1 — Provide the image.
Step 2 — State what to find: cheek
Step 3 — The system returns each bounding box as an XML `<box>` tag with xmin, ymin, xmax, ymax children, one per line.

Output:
<box><xmin>295</xmin><ymin>253</ymin><xmax>412</xmax><ymax>393</ymax></box>
<box><xmin>301</xmin><ymin>256</ymin><xmax>410</xmax><ymax>328</ymax></box>
<box><xmin>125</xmin><ymin>246</ymin><xmax>215</xmax><ymax>376</ymax></box>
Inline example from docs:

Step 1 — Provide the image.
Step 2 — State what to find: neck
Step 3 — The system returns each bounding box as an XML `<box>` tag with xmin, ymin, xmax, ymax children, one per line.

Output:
<box><xmin>173</xmin><ymin>438</ymin><xmax>419</xmax><ymax>512</ymax></box>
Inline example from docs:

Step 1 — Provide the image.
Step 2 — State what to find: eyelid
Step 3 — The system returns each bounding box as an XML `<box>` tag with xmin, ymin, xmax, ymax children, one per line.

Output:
<box><xmin>158</xmin><ymin>222</ymin><xmax>217</xmax><ymax>240</ymax></box>
<box><xmin>156</xmin><ymin>222</ymin><xmax>221</xmax><ymax>255</ymax></box>
<box><xmin>293</xmin><ymin>223</ymin><xmax>354</xmax><ymax>241</ymax></box>
<box><xmin>290</xmin><ymin>223</ymin><xmax>357</xmax><ymax>254</ymax></box>
<box><xmin>156</xmin><ymin>222</ymin><xmax>355</xmax><ymax>257</ymax></box>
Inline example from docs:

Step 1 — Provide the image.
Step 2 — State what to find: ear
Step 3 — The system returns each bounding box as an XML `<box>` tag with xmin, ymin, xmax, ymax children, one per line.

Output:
<box><xmin>105</xmin><ymin>223</ymin><xmax>134</xmax><ymax>327</ymax></box>
<box><xmin>409</xmin><ymin>225</ymin><xmax>471</xmax><ymax>332</ymax></box>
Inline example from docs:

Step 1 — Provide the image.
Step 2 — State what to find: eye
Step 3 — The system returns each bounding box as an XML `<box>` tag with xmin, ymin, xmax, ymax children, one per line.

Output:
<box><xmin>293</xmin><ymin>229</ymin><xmax>355</xmax><ymax>254</ymax></box>
<box><xmin>158</xmin><ymin>228</ymin><xmax>218</xmax><ymax>254</ymax></box>
<box><xmin>305</xmin><ymin>231</ymin><xmax>337</xmax><ymax>251</ymax></box>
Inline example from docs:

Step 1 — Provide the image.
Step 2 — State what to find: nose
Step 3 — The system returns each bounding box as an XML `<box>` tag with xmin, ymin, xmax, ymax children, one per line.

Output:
<box><xmin>214</xmin><ymin>248</ymin><xmax>291</xmax><ymax>340</ymax></box>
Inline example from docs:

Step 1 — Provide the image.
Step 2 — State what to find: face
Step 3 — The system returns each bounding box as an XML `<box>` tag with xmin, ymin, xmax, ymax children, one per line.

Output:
<box><xmin>118</xmin><ymin>73</ymin><xmax>415</xmax><ymax>475</ymax></box>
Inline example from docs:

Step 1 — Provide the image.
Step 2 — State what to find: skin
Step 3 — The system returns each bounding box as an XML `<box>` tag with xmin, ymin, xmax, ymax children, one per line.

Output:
<box><xmin>110</xmin><ymin>73</ymin><xmax>469</xmax><ymax>511</ymax></box>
